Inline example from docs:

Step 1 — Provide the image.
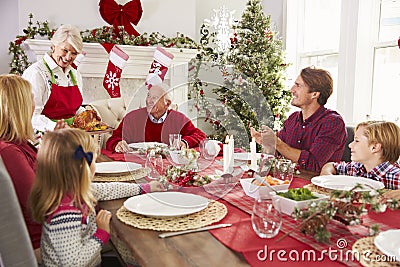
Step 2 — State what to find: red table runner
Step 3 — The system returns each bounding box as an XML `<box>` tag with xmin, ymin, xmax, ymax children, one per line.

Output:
<box><xmin>209</xmin><ymin>179</ymin><xmax>397</xmax><ymax>267</ymax></box>
<box><xmin>100</xmin><ymin>149</ymin><xmax>398</xmax><ymax>266</ymax></box>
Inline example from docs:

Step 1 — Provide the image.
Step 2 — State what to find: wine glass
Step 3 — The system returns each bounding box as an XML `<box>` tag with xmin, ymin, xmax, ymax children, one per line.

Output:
<box><xmin>251</xmin><ymin>197</ymin><xmax>282</xmax><ymax>238</ymax></box>
<box><xmin>145</xmin><ymin>152</ymin><xmax>164</xmax><ymax>180</ymax></box>
<box><xmin>169</xmin><ymin>133</ymin><xmax>182</xmax><ymax>150</ymax></box>
<box><xmin>273</xmin><ymin>159</ymin><xmax>295</xmax><ymax>183</ymax></box>
<box><xmin>199</xmin><ymin>139</ymin><xmax>220</xmax><ymax>160</ymax></box>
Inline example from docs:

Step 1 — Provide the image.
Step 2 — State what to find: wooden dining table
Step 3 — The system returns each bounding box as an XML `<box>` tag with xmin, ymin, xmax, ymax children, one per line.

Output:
<box><xmin>96</xmin><ymin>151</ymin><xmax>320</xmax><ymax>267</ymax></box>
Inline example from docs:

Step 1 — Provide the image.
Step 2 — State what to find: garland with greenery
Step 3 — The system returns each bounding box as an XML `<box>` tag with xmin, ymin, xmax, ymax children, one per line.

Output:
<box><xmin>10</xmin><ymin>6</ymin><xmax>291</xmax><ymax>148</ymax></box>
<box><xmin>278</xmin><ymin>185</ymin><xmax>400</xmax><ymax>243</ymax></box>
<box><xmin>9</xmin><ymin>14</ymin><xmax>201</xmax><ymax>75</ymax></box>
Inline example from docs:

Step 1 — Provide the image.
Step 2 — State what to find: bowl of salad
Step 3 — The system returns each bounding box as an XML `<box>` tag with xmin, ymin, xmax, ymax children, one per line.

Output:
<box><xmin>272</xmin><ymin>188</ymin><xmax>329</xmax><ymax>216</ymax></box>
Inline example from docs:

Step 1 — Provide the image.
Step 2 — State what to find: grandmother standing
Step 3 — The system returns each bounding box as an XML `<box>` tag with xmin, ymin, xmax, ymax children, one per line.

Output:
<box><xmin>23</xmin><ymin>24</ymin><xmax>85</xmax><ymax>132</ymax></box>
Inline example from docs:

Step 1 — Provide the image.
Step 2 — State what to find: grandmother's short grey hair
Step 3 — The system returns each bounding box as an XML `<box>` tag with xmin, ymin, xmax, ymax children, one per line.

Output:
<box><xmin>51</xmin><ymin>24</ymin><xmax>83</xmax><ymax>53</ymax></box>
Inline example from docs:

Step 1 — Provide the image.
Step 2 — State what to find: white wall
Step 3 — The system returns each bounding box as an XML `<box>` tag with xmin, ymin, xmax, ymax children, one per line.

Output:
<box><xmin>0</xmin><ymin>0</ymin><xmax>284</xmax><ymax>74</ymax></box>
<box><xmin>0</xmin><ymin>0</ymin><xmax>19</xmax><ymax>75</ymax></box>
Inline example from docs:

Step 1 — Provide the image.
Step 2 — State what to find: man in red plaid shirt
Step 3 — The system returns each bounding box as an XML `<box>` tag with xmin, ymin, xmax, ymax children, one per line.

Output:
<box><xmin>251</xmin><ymin>66</ymin><xmax>347</xmax><ymax>172</ymax></box>
<box><xmin>321</xmin><ymin>121</ymin><xmax>400</xmax><ymax>189</ymax></box>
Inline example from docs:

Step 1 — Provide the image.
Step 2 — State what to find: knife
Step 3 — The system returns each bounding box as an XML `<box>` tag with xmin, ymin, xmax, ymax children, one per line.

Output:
<box><xmin>158</xmin><ymin>223</ymin><xmax>232</xmax><ymax>238</ymax></box>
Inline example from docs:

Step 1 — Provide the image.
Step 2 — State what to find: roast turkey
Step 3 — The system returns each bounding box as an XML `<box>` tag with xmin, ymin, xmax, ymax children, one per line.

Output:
<box><xmin>72</xmin><ymin>110</ymin><xmax>108</xmax><ymax>131</ymax></box>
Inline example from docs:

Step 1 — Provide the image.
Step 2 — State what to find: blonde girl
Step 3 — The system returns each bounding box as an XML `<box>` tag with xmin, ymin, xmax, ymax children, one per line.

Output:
<box><xmin>30</xmin><ymin>128</ymin><xmax>164</xmax><ymax>266</ymax></box>
<box><xmin>321</xmin><ymin>121</ymin><xmax>400</xmax><ymax>189</ymax></box>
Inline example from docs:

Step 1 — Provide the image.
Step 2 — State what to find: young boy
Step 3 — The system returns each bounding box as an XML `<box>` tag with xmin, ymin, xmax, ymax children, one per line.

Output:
<box><xmin>320</xmin><ymin>121</ymin><xmax>400</xmax><ymax>189</ymax></box>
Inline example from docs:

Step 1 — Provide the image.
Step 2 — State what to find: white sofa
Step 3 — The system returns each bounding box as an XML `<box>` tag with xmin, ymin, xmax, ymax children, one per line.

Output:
<box><xmin>90</xmin><ymin>96</ymin><xmax>144</xmax><ymax>148</ymax></box>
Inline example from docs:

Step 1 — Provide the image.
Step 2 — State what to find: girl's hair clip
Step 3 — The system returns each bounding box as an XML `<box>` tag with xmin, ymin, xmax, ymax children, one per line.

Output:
<box><xmin>74</xmin><ymin>145</ymin><xmax>93</xmax><ymax>166</ymax></box>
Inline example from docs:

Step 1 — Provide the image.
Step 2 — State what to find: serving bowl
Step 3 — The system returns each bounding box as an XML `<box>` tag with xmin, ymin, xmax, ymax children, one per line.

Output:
<box><xmin>240</xmin><ymin>177</ymin><xmax>290</xmax><ymax>199</ymax></box>
<box><xmin>272</xmin><ymin>191</ymin><xmax>329</xmax><ymax>216</ymax></box>
<box><xmin>168</xmin><ymin>149</ymin><xmax>200</xmax><ymax>167</ymax></box>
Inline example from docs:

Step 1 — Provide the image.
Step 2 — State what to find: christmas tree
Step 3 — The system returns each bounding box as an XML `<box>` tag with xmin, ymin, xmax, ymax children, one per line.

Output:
<box><xmin>211</xmin><ymin>0</ymin><xmax>291</xmax><ymax>148</ymax></box>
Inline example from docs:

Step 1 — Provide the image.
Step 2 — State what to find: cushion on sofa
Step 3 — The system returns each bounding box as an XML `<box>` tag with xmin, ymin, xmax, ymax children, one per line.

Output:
<box><xmin>90</xmin><ymin>96</ymin><xmax>143</xmax><ymax>147</ymax></box>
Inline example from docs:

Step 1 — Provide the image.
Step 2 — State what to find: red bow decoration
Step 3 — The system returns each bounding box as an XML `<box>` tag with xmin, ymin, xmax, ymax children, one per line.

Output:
<box><xmin>99</xmin><ymin>0</ymin><xmax>142</xmax><ymax>37</ymax></box>
<box><xmin>398</xmin><ymin>36</ymin><xmax>400</xmax><ymax>49</ymax></box>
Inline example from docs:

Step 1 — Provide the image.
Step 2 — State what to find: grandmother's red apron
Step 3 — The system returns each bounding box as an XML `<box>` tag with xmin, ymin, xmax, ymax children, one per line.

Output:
<box><xmin>41</xmin><ymin>60</ymin><xmax>83</xmax><ymax>125</ymax></box>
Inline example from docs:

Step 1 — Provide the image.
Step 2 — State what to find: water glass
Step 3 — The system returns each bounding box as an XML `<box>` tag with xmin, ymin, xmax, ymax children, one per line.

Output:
<box><xmin>169</xmin><ymin>133</ymin><xmax>182</xmax><ymax>150</ymax></box>
<box><xmin>273</xmin><ymin>159</ymin><xmax>295</xmax><ymax>183</ymax></box>
<box><xmin>199</xmin><ymin>139</ymin><xmax>221</xmax><ymax>160</ymax></box>
<box><xmin>251</xmin><ymin>197</ymin><xmax>282</xmax><ymax>238</ymax></box>
<box><xmin>257</xmin><ymin>155</ymin><xmax>275</xmax><ymax>176</ymax></box>
<box><xmin>145</xmin><ymin>153</ymin><xmax>164</xmax><ymax>180</ymax></box>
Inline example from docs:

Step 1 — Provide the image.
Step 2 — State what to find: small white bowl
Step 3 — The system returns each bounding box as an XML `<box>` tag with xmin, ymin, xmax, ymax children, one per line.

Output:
<box><xmin>240</xmin><ymin>177</ymin><xmax>290</xmax><ymax>199</ymax></box>
<box><xmin>272</xmin><ymin>192</ymin><xmax>329</xmax><ymax>217</ymax></box>
<box><xmin>169</xmin><ymin>150</ymin><xmax>200</xmax><ymax>165</ymax></box>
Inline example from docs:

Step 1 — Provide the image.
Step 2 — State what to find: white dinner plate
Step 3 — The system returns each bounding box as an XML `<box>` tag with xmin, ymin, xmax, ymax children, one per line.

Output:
<box><xmin>124</xmin><ymin>192</ymin><xmax>209</xmax><ymax>217</ymax></box>
<box><xmin>311</xmin><ymin>175</ymin><xmax>385</xmax><ymax>191</ymax></box>
<box><xmin>128</xmin><ymin>142</ymin><xmax>168</xmax><ymax>150</ymax></box>
<box><xmin>374</xmin><ymin>229</ymin><xmax>400</xmax><ymax>262</ymax></box>
<box><xmin>233</xmin><ymin>152</ymin><xmax>262</xmax><ymax>161</ymax></box>
<box><xmin>95</xmin><ymin>162</ymin><xmax>141</xmax><ymax>175</ymax></box>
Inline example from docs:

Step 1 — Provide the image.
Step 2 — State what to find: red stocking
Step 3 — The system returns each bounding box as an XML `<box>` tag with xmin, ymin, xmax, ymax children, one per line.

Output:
<box><xmin>145</xmin><ymin>46</ymin><xmax>174</xmax><ymax>88</ymax></box>
<box><xmin>103</xmin><ymin>45</ymin><xmax>129</xmax><ymax>98</ymax></box>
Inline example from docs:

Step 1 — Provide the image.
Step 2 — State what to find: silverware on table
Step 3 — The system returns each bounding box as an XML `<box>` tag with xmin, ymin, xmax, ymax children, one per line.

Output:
<box><xmin>158</xmin><ymin>223</ymin><xmax>232</xmax><ymax>238</ymax></box>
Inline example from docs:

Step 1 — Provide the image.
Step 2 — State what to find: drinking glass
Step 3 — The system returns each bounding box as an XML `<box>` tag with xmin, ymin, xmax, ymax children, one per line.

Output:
<box><xmin>251</xmin><ymin>197</ymin><xmax>282</xmax><ymax>238</ymax></box>
<box><xmin>273</xmin><ymin>159</ymin><xmax>295</xmax><ymax>183</ymax></box>
<box><xmin>257</xmin><ymin>155</ymin><xmax>275</xmax><ymax>176</ymax></box>
<box><xmin>145</xmin><ymin>152</ymin><xmax>164</xmax><ymax>180</ymax></box>
<box><xmin>169</xmin><ymin>133</ymin><xmax>182</xmax><ymax>150</ymax></box>
<box><xmin>199</xmin><ymin>139</ymin><xmax>220</xmax><ymax>160</ymax></box>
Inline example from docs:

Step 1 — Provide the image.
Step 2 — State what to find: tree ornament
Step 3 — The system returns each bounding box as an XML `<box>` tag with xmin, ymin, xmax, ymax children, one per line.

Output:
<box><xmin>99</xmin><ymin>0</ymin><xmax>143</xmax><ymax>37</ymax></box>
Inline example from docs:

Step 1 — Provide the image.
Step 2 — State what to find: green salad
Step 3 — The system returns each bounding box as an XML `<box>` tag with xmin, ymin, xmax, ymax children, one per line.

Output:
<box><xmin>277</xmin><ymin>188</ymin><xmax>317</xmax><ymax>201</ymax></box>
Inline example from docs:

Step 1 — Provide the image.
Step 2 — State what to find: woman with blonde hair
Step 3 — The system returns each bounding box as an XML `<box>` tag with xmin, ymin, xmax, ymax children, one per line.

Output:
<box><xmin>0</xmin><ymin>74</ymin><xmax>41</xmax><ymax>261</ymax></box>
<box><xmin>23</xmin><ymin>24</ymin><xmax>86</xmax><ymax>132</ymax></box>
<box><xmin>321</xmin><ymin>121</ymin><xmax>400</xmax><ymax>189</ymax></box>
<box><xmin>30</xmin><ymin>128</ymin><xmax>164</xmax><ymax>266</ymax></box>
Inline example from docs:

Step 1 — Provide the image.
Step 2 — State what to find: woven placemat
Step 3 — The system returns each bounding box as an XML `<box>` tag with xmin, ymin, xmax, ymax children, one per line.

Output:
<box><xmin>117</xmin><ymin>200</ymin><xmax>227</xmax><ymax>231</ymax></box>
<box><xmin>352</xmin><ymin>236</ymin><xmax>400</xmax><ymax>267</ymax></box>
<box><xmin>93</xmin><ymin>168</ymin><xmax>149</xmax><ymax>182</ymax></box>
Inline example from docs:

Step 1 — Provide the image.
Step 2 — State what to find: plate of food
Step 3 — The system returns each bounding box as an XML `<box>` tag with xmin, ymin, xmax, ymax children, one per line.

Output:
<box><xmin>124</xmin><ymin>192</ymin><xmax>209</xmax><ymax>217</ymax></box>
<box><xmin>128</xmin><ymin>142</ymin><xmax>168</xmax><ymax>150</ymax></box>
<box><xmin>273</xmin><ymin>188</ymin><xmax>329</xmax><ymax>216</ymax></box>
<box><xmin>240</xmin><ymin>175</ymin><xmax>290</xmax><ymax>199</ymax></box>
<box><xmin>311</xmin><ymin>175</ymin><xmax>385</xmax><ymax>191</ymax></box>
<box><xmin>374</xmin><ymin>229</ymin><xmax>400</xmax><ymax>262</ymax></box>
<box><xmin>95</xmin><ymin>162</ymin><xmax>142</xmax><ymax>176</ymax></box>
<box><xmin>72</xmin><ymin>110</ymin><xmax>111</xmax><ymax>132</ymax></box>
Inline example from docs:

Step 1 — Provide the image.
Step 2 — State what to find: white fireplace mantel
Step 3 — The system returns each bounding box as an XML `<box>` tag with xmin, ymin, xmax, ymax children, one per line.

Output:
<box><xmin>23</xmin><ymin>39</ymin><xmax>199</xmax><ymax>79</ymax></box>
<box><xmin>23</xmin><ymin>39</ymin><xmax>199</xmax><ymax>105</ymax></box>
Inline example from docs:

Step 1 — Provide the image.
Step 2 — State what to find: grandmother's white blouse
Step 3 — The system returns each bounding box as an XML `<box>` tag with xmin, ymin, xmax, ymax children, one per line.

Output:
<box><xmin>22</xmin><ymin>53</ymin><xmax>85</xmax><ymax>132</ymax></box>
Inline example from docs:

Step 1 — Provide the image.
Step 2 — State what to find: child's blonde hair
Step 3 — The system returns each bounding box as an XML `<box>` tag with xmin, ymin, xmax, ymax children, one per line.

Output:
<box><xmin>355</xmin><ymin>121</ymin><xmax>400</xmax><ymax>163</ymax></box>
<box><xmin>0</xmin><ymin>74</ymin><xmax>34</xmax><ymax>142</ymax></box>
<box><xmin>30</xmin><ymin>128</ymin><xmax>97</xmax><ymax>223</ymax></box>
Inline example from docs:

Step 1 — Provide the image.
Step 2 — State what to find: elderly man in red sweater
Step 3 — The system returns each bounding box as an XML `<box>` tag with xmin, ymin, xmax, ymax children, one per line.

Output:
<box><xmin>106</xmin><ymin>85</ymin><xmax>206</xmax><ymax>153</ymax></box>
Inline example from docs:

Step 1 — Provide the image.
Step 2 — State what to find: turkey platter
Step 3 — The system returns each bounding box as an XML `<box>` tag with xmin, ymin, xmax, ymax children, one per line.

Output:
<box><xmin>72</xmin><ymin>110</ymin><xmax>109</xmax><ymax>131</ymax></box>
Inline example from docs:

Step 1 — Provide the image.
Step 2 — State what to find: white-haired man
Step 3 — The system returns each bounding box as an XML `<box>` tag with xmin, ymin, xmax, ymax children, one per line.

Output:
<box><xmin>106</xmin><ymin>85</ymin><xmax>206</xmax><ymax>153</ymax></box>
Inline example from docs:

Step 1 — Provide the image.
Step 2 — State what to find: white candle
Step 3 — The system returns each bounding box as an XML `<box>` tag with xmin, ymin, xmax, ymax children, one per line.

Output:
<box><xmin>223</xmin><ymin>135</ymin><xmax>230</xmax><ymax>173</ymax></box>
<box><xmin>229</xmin><ymin>135</ymin><xmax>234</xmax><ymax>172</ymax></box>
<box><xmin>250</xmin><ymin>137</ymin><xmax>257</xmax><ymax>171</ymax></box>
